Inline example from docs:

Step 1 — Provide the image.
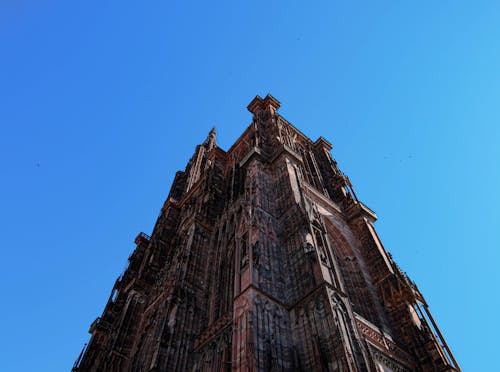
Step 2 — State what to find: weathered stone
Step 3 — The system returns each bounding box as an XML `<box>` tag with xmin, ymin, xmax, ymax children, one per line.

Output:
<box><xmin>73</xmin><ymin>95</ymin><xmax>460</xmax><ymax>372</ymax></box>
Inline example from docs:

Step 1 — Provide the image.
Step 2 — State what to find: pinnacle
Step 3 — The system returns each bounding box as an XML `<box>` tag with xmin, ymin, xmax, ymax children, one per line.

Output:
<box><xmin>204</xmin><ymin>126</ymin><xmax>217</xmax><ymax>149</ymax></box>
<box><xmin>247</xmin><ymin>94</ymin><xmax>281</xmax><ymax>115</ymax></box>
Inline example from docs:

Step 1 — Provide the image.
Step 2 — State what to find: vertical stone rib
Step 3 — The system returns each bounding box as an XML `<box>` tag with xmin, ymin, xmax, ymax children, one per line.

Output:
<box><xmin>75</xmin><ymin>95</ymin><xmax>459</xmax><ymax>372</ymax></box>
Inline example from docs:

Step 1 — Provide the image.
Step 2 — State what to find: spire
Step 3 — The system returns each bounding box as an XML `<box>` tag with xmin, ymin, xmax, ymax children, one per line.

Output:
<box><xmin>203</xmin><ymin>126</ymin><xmax>217</xmax><ymax>151</ymax></box>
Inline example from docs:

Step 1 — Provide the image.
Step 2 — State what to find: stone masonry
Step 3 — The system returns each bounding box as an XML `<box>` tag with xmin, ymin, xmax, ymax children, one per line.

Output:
<box><xmin>73</xmin><ymin>95</ymin><xmax>460</xmax><ymax>372</ymax></box>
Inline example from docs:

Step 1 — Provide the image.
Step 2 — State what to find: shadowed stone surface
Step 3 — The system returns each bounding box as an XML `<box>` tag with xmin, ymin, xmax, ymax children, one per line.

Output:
<box><xmin>73</xmin><ymin>95</ymin><xmax>460</xmax><ymax>372</ymax></box>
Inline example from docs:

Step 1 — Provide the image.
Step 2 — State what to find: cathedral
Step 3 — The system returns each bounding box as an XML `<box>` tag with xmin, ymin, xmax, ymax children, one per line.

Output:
<box><xmin>73</xmin><ymin>95</ymin><xmax>460</xmax><ymax>371</ymax></box>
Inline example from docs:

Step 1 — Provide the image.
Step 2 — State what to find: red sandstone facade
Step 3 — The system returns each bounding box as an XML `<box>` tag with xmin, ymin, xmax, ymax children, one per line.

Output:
<box><xmin>73</xmin><ymin>95</ymin><xmax>460</xmax><ymax>372</ymax></box>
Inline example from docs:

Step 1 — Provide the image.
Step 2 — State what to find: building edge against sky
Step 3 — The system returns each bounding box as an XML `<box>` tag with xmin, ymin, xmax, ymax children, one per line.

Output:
<box><xmin>73</xmin><ymin>95</ymin><xmax>460</xmax><ymax>371</ymax></box>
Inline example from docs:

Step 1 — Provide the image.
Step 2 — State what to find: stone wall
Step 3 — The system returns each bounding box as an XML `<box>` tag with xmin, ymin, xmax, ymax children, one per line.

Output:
<box><xmin>74</xmin><ymin>95</ymin><xmax>459</xmax><ymax>372</ymax></box>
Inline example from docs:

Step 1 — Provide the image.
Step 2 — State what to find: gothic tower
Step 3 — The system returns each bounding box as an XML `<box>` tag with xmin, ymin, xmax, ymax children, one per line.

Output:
<box><xmin>73</xmin><ymin>95</ymin><xmax>460</xmax><ymax>372</ymax></box>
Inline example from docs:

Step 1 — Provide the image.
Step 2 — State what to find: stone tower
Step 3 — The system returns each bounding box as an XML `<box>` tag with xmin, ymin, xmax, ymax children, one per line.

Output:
<box><xmin>73</xmin><ymin>95</ymin><xmax>460</xmax><ymax>372</ymax></box>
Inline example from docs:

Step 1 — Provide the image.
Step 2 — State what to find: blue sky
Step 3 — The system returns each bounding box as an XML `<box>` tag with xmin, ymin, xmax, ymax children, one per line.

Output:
<box><xmin>1</xmin><ymin>1</ymin><xmax>498</xmax><ymax>370</ymax></box>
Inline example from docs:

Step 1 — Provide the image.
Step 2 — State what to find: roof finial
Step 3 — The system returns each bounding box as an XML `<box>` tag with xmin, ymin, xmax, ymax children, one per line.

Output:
<box><xmin>204</xmin><ymin>126</ymin><xmax>217</xmax><ymax>150</ymax></box>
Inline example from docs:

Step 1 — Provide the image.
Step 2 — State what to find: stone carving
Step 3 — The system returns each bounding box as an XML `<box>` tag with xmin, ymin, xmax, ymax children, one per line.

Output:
<box><xmin>73</xmin><ymin>95</ymin><xmax>460</xmax><ymax>372</ymax></box>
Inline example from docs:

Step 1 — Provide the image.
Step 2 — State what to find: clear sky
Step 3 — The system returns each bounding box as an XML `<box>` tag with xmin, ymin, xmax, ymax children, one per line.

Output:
<box><xmin>1</xmin><ymin>1</ymin><xmax>498</xmax><ymax>370</ymax></box>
